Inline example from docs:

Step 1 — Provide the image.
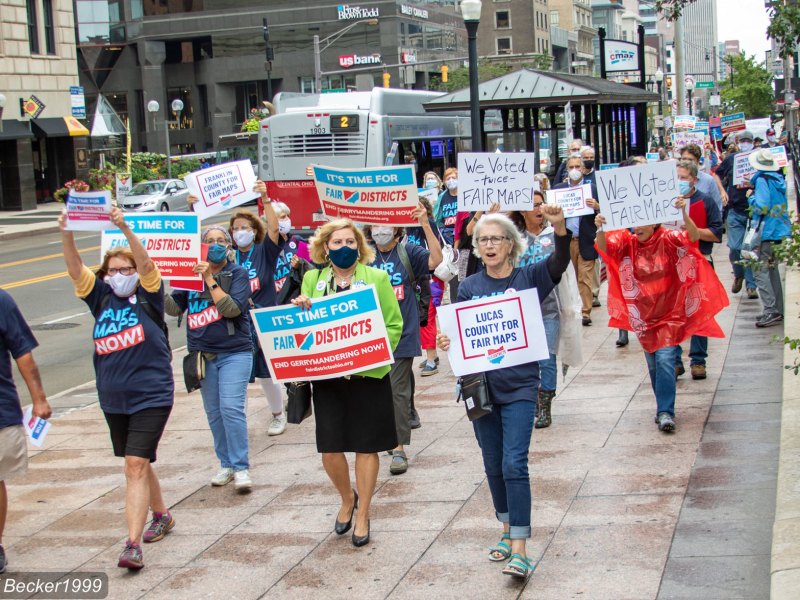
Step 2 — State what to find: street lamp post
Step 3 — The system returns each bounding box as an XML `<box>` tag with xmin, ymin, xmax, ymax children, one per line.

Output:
<box><xmin>313</xmin><ymin>18</ymin><xmax>379</xmax><ymax>93</ymax></box>
<box><xmin>169</xmin><ymin>99</ymin><xmax>184</xmax><ymax>179</ymax></box>
<box><xmin>686</xmin><ymin>78</ymin><xmax>695</xmax><ymax>116</ymax></box>
<box><xmin>655</xmin><ymin>68</ymin><xmax>664</xmax><ymax>146</ymax></box>
<box><xmin>462</xmin><ymin>0</ymin><xmax>483</xmax><ymax>152</ymax></box>
<box><xmin>0</xmin><ymin>93</ymin><xmax>6</xmax><ymax>133</ymax></box>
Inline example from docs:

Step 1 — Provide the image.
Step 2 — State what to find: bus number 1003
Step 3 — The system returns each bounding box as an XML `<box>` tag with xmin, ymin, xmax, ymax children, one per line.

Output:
<box><xmin>310</xmin><ymin>126</ymin><xmax>327</xmax><ymax>135</ymax></box>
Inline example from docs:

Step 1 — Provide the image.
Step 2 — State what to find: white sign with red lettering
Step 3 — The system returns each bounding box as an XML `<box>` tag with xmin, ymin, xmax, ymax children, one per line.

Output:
<box><xmin>184</xmin><ymin>160</ymin><xmax>259</xmax><ymax>221</ymax></box>
<box><xmin>546</xmin><ymin>184</ymin><xmax>593</xmax><ymax>217</ymax></box>
<box><xmin>65</xmin><ymin>190</ymin><xmax>114</xmax><ymax>231</ymax></box>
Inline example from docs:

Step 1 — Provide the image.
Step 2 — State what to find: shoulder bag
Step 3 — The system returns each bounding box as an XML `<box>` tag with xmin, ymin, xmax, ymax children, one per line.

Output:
<box><xmin>456</xmin><ymin>372</ymin><xmax>492</xmax><ymax>421</ymax></box>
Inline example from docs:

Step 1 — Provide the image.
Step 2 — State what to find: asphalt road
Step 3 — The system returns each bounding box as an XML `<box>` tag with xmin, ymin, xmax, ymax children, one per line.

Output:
<box><xmin>0</xmin><ymin>229</ymin><xmax>188</xmax><ymax>412</ymax></box>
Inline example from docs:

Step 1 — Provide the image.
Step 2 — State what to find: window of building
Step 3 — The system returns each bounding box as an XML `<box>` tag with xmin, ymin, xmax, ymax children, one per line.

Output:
<box><xmin>496</xmin><ymin>37</ymin><xmax>511</xmax><ymax>55</ymax></box>
<box><xmin>167</xmin><ymin>88</ymin><xmax>193</xmax><ymax>129</ymax></box>
<box><xmin>76</xmin><ymin>0</ymin><xmax>126</xmax><ymax>45</ymax></box>
<box><xmin>43</xmin><ymin>0</ymin><xmax>56</xmax><ymax>54</ymax></box>
<box><xmin>26</xmin><ymin>0</ymin><xmax>40</xmax><ymax>54</ymax></box>
<box><xmin>495</xmin><ymin>10</ymin><xmax>510</xmax><ymax>29</ymax></box>
<box><xmin>300</xmin><ymin>77</ymin><xmax>315</xmax><ymax>94</ymax></box>
<box><xmin>551</xmin><ymin>11</ymin><xmax>559</xmax><ymax>26</ymax></box>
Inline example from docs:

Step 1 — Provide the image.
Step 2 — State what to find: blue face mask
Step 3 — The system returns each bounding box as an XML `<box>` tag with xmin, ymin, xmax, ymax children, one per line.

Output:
<box><xmin>678</xmin><ymin>180</ymin><xmax>692</xmax><ymax>196</ymax></box>
<box><xmin>328</xmin><ymin>245</ymin><xmax>359</xmax><ymax>269</ymax></box>
<box><xmin>207</xmin><ymin>243</ymin><xmax>229</xmax><ymax>264</ymax></box>
<box><xmin>425</xmin><ymin>179</ymin><xmax>438</xmax><ymax>189</ymax></box>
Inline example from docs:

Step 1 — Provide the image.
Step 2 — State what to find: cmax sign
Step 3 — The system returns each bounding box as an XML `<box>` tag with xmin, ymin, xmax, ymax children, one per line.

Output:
<box><xmin>339</xmin><ymin>54</ymin><xmax>382</xmax><ymax>68</ymax></box>
<box><xmin>337</xmin><ymin>4</ymin><xmax>379</xmax><ymax>20</ymax></box>
<box><xmin>603</xmin><ymin>39</ymin><xmax>639</xmax><ymax>73</ymax></box>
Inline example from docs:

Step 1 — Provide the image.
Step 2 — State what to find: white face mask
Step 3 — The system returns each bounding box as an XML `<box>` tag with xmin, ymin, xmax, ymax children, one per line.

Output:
<box><xmin>739</xmin><ymin>141</ymin><xmax>754</xmax><ymax>152</ymax></box>
<box><xmin>425</xmin><ymin>179</ymin><xmax>438</xmax><ymax>189</ymax></box>
<box><xmin>568</xmin><ymin>168</ymin><xmax>583</xmax><ymax>181</ymax></box>
<box><xmin>278</xmin><ymin>219</ymin><xmax>292</xmax><ymax>235</ymax></box>
<box><xmin>233</xmin><ymin>230</ymin><xmax>255</xmax><ymax>248</ymax></box>
<box><xmin>371</xmin><ymin>227</ymin><xmax>395</xmax><ymax>246</ymax></box>
<box><xmin>105</xmin><ymin>272</ymin><xmax>140</xmax><ymax>298</ymax></box>
<box><xmin>445</xmin><ymin>179</ymin><xmax>458</xmax><ymax>190</ymax></box>
<box><xmin>768</xmin><ymin>135</ymin><xmax>777</xmax><ymax>143</ymax></box>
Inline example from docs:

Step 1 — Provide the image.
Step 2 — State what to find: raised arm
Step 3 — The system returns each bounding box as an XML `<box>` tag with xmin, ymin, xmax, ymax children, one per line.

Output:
<box><xmin>414</xmin><ymin>204</ymin><xmax>443</xmax><ymax>268</ymax></box>
<box><xmin>255</xmin><ymin>180</ymin><xmax>280</xmax><ymax>245</ymax></box>
<box><xmin>58</xmin><ymin>210</ymin><xmax>84</xmax><ymax>280</ymax></box>
<box><xmin>541</xmin><ymin>205</ymin><xmax>571</xmax><ymax>281</ymax></box>
<box><xmin>675</xmin><ymin>198</ymin><xmax>700</xmax><ymax>243</ymax></box>
<box><xmin>110</xmin><ymin>207</ymin><xmax>156</xmax><ymax>277</ymax></box>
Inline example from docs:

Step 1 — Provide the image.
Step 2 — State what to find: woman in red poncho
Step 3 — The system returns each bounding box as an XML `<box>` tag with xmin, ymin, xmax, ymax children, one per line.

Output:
<box><xmin>595</xmin><ymin>198</ymin><xmax>729</xmax><ymax>432</ymax></box>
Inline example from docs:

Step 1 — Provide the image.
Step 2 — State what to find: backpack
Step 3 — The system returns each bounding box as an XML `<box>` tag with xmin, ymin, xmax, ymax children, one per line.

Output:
<box><xmin>100</xmin><ymin>288</ymin><xmax>170</xmax><ymax>353</ymax></box>
<box><xmin>396</xmin><ymin>243</ymin><xmax>431</xmax><ymax>327</ymax></box>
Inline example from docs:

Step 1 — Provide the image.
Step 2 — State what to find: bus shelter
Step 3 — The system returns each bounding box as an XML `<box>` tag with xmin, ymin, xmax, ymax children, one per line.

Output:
<box><xmin>423</xmin><ymin>68</ymin><xmax>659</xmax><ymax>174</ymax></box>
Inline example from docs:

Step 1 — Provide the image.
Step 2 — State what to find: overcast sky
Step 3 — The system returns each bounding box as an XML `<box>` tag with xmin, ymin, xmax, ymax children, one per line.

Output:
<box><xmin>717</xmin><ymin>0</ymin><xmax>772</xmax><ymax>59</ymax></box>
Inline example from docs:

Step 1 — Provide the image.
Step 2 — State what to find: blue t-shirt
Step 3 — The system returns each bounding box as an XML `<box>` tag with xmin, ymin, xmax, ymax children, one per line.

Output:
<box><xmin>371</xmin><ymin>243</ymin><xmax>430</xmax><ymax>358</ymax></box>
<box><xmin>236</xmin><ymin>236</ymin><xmax>283</xmax><ymax>308</ymax></box>
<box><xmin>81</xmin><ymin>278</ymin><xmax>174</xmax><ymax>414</ymax></box>
<box><xmin>405</xmin><ymin>219</ymin><xmax>440</xmax><ymax>250</ymax></box>
<box><xmin>0</xmin><ymin>289</ymin><xmax>38</xmax><ymax>429</ymax></box>
<box><xmin>519</xmin><ymin>228</ymin><xmax>558</xmax><ymax>320</ymax></box>
<box><xmin>457</xmin><ymin>263</ymin><xmax>556</xmax><ymax>404</ymax></box>
<box><xmin>438</xmin><ymin>192</ymin><xmax>459</xmax><ymax>245</ymax></box>
<box><xmin>273</xmin><ymin>236</ymin><xmax>305</xmax><ymax>295</ymax></box>
<box><xmin>171</xmin><ymin>261</ymin><xmax>253</xmax><ymax>354</ymax></box>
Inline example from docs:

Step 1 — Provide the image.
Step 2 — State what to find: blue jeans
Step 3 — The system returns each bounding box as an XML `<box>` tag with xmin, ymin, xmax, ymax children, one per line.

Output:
<box><xmin>200</xmin><ymin>351</ymin><xmax>253</xmax><ymax>471</ymax></box>
<box><xmin>675</xmin><ymin>336</ymin><xmax>708</xmax><ymax>367</ymax></box>
<box><xmin>727</xmin><ymin>211</ymin><xmax>757</xmax><ymax>290</ymax></box>
<box><xmin>472</xmin><ymin>399</ymin><xmax>536</xmax><ymax>539</ymax></box>
<box><xmin>539</xmin><ymin>318</ymin><xmax>560</xmax><ymax>392</ymax></box>
<box><xmin>644</xmin><ymin>346</ymin><xmax>678</xmax><ymax>417</ymax></box>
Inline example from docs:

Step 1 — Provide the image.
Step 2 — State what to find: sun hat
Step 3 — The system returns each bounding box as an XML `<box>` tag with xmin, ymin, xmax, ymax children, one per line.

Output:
<box><xmin>748</xmin><ymin>148</ymin><xmax>781</xmax><ymax>172</ymax></box>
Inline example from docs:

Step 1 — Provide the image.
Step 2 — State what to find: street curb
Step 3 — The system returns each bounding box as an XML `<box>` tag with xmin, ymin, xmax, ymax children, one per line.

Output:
<box><xmin>772</xmin><ymin>266</ymin><xmax>800</xmax><ymax>600</ymax></box>
<box><xmin>0</xmin><ymin>225</ymin><xmax>61</xmax><ymax>241</ymax></box>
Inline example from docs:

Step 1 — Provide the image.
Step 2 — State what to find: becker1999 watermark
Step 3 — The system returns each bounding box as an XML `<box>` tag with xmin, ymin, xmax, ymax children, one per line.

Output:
<box><xmin>0</xmin><ymin>572</ymin><xmax>108</xmax><ymax>599</ymax></box>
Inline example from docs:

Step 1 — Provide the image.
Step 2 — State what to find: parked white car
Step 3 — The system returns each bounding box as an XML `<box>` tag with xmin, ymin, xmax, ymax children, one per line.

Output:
<box><xmin>119</xmin><ymin>179</ymin><xmax>190</xmax><ymax>212</ymax></box>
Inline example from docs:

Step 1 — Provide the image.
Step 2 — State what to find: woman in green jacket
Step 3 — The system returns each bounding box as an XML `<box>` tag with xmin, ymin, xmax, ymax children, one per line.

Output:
<box><xmin>292</xmin><ymin>219</ymin><xmax>402</xmax><ymax>548</ymax></box>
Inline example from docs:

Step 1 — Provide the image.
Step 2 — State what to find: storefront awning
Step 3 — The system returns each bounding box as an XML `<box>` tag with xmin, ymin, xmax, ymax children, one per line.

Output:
<box><xmin>31</xmin><ymin>117</ymin><xmax>90</xmax><ymax>138</ymax></box>
<box><xmin>0</xmin><ymin>120</ymin><xmax>34</xmax><ymax>141</ymax></box>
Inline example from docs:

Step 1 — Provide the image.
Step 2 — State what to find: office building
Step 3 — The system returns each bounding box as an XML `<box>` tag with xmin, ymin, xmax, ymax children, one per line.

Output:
<box><xmin>476</xmin><ymin>0</ymin><xmax>552</xmax><ymax>67</ymax></box>
<box><xmin>550</xmin><ymin>0</ymin><xmax>596</xmax><ymax>75</ymax></box>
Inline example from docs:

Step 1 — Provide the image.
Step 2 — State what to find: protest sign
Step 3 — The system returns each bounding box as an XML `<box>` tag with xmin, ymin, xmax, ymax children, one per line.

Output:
<box><xmin>170</xmin><ymin>244</ymin><xmax>207</xmax><ymax>292</ymax></box>
<box><xmin>599</xmin><ymin>163</ymin><xmax>619</xmax><ymax>170</ymax></box>
<box><xmin>546</xmin><ymin>184</ymin><xmax>593</xmax><ymax>218</ymax></box>
<box><xmin>250</xmin><ymin>286</ymin><xmax>394</xmax><ymax>383</ymax></box>
<box><xmin>646</xmin><ymin>153</ymin><xmax>660</xmax><ymax>162</ymax></box>
<box><xmin>673</xmin><ymin>115</ymin><xmax>698</xmax><ymax>129</ymax></box>
<box><xmin>457</xmin><ymin>153</ymin><xmax>536</xmax><ymax>212</ymax></box>
<box><xmin>692</xmin><ymin>121</ymin><xmax>710</xmax><ymax>135</ymax></box>
<box><xmin>101</xmin><ymin>213</ymin><xmax>201</xmax><ymax>280</ymax></box>
<box><xmin>23</xmin><ymin>405</ymin><xmax>51</xmax><ymax>448</ymax></box>
<box><xmin>720</xmin><ymin>112</ymin><xmax>746</xmax><ymax>134</ymax></box>
<box><xmin>671</xmin><ymin>131</ymin><xmax>706</xmax><ymax>150</ymax></box>
<box><xmin>115</xmin><ymin>172</ymin><xmax>132</xmax><ymax>202</ymax></box>
<box><xmin>732</xmin><ymin>146</ymin><xmax>788</xmax><ymax>186</ymax></box>
<box><xmin>65</xmin><ymin>190</ymin><xmax>114</xmax><ymax>231</ymax></box>
<box><xmin>437</xmin><ymin>288</ymin><xmax>548</xmax><ymax>376</ymax></box>
<box><xmin>418</xmin><ymin>186</ymin><xmax>439</xmax><ymax>207</ymax></box>
<box><xmin>595</xmin><ymin>160</ymin><xmax>682</xmax><ymax>231</ymax></box>
<box><xmin>313</xmin><ymin>165</ymin><xmax>419</xmax><ymax>226</ymax></box>
<box><xmin>184</xmin><ymin>160</ymin><xmax>259</xmax><ymax>221</ymax></box>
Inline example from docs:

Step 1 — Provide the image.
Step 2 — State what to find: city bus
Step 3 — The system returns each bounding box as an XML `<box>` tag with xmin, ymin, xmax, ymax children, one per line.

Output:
<box><xmin>256</xmin><ymin>89</ymin><xmax>473</xmax><ymax>229</ymax></box>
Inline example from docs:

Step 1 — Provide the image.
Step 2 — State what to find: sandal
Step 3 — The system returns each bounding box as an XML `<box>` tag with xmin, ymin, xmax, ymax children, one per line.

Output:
<box><xmin>502</xmin><ymin>553</ymin><xmax>536</xmax><ymax>579</ymax></box>
<box><xmin>488</xmin><ymin>533</ymin><xmax>511</xmax><ymax>562</ymax></box>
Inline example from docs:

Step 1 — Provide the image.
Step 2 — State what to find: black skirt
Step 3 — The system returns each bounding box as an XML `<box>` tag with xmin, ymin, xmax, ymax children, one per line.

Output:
<box><xmin>312</xmin><ymin>374</ymin><xmax>397</xmax><ymax>453</ymax></box>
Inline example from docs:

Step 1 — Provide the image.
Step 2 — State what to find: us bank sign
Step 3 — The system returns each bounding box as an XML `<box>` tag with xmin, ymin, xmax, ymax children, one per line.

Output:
<box><xmin>603</xmin><ymin>40</ymin><xmax>639</xmax><ymax>73</ymax></box>
<box><xmin>337</xmin><ymin>4</ymin><xmax>380</xmax><ymax>19</ymax></box>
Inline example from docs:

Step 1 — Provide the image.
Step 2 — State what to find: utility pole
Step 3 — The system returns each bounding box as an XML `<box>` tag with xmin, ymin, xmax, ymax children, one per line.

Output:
<box><xmin>785</xmin><ymin>53</ymin><xmax>795</xmax><ymax>139</ymax></box>
<box><xmin>674</xmin><ymin>9</ymin><xmax>686</xmax><ymax>117</ymax></box>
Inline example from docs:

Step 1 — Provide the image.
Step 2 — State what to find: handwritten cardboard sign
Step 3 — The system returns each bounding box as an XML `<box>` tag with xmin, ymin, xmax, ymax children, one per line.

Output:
<box><xmin>546</xmin><ymin>184</ymin><xmax>593</xmax><ymax>218</ymax></box>
<box><xmin>184</xmin><ymin>160</ymin><xmax>259</xmax><ymax>221</ymax></box>
<box><xmin>595</xmin><ymin>160</ymin><xmax>682</xmax><ymax>231</ymax></box>
<box><xmin>457</xmin><ymin>153</ymin><xmax>536</xmax><ymax>212</ymax></box>
<box><xmin>672</xmin><ymin>131</ymin><xmax>706</xmax><ymax>150</ymax></box>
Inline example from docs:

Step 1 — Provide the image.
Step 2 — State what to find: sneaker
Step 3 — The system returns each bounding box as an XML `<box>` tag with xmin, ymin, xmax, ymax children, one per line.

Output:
<box><xmin>655</xmin><ymin>412</ymin><xmax>676</xmax><ymax>432</ymax></box>
<box><xmin>690</xmin><ymin>364</ymin><xmax>707</xmax><ymax>380</ymax></box>
<box><xmin>0</xmin><ymin>544</ymin><xmax>6</xmax><ymax>574</ymax></box>
<box><xmin>675</xmin><ymin>365</ymin><xmax>685</xmax><ymax>379</ymax></box>
<box><xmin>211</xmin><ymin>467</ymin><xmax>234</xmax><ymax>486</ymax></box>
<box><xmin>420</xmin><ymin>362</ymin><xmax>438</xmax><ymax>377</ymax></box>
<box><xmin>756</xmin><ymin>313</ymin><xmax>783</xmax><ymax>328</ymax></box>
<box><xmin>118</xmin><ymin>540</ymin><xmax>144</xmax><ymax>570</ymax></box>
<box><xmin>746</xmin><ymin>288</ymin><xmax>759</xmax><ymax>299</ymax></box>
<box><xmin>268</xmin><ymin>413</ymin><xmax>287</xmax><ymax>436</ymax></box>
<box><xmin>408</xmin><ymin>407</ymin><xmax>421</xmax><ymax>429</ymax></box>
<box><xmin>418</xmin><ymin>356</ymin><xmax>440</xmax><ymax>369</ymax></box>
<box><xmin>143</xmin><ymin>511</ymin><xmax>175</xmax><ymax>543</ymax></box>
<box><xmin>731</xmin><ymin>276</ymin><xmax>744</xmax><ymax>294</ymax></box>
<box><xmin>234</xmin><ymin>469</ymin><xmax>253</xmax><ymax>492</ymax></box>
<box><xmin>582</xmin><ymin>316</ymin><xmax>592</xmax><ymax>326</ymax></box>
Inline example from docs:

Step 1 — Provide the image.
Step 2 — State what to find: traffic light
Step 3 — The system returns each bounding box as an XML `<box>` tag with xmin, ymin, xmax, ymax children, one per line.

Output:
<box><xmin>262</xmin><ymin>17</ymin><xmax>269</xmax><ymax>42</ymax></box>
<box><xmin>666</xmin><ymin>76</ymin><xmax>672</xmax><ymax>89</ymax></box>
<box><xmin>441</xmin><ymin>65</ymin><xmax>449</xmax><ymax>83</ymax></box>
<box><xmin>383</xmin><ymin>72</ymin><xmax>391</xmax><ymax>88</ymax></box>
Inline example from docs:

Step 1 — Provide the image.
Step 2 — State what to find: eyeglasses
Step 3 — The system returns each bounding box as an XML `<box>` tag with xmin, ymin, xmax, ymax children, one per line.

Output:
<box><xmin>107</xmin><ymin>267</ymin><xmax>136</xmax><ymax>276</ymax></box>
<box><xmin>476</xmin><ymin>235</ymin><xmax>509</xmax><ymax>246</ymax></box>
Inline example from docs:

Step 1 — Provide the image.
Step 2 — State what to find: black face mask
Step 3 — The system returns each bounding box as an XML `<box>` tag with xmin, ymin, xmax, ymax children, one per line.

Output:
<box><xmin>583</xmin><ymin>159</ymin><xmax>595</xmax><ymax>170</ymax></box>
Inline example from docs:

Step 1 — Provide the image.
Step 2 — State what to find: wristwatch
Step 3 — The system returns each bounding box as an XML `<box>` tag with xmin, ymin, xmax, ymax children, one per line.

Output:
<box><xmin>209</xmin><ymin>282</ymin><xmax>219</xmax><ymax>290</ymax></box>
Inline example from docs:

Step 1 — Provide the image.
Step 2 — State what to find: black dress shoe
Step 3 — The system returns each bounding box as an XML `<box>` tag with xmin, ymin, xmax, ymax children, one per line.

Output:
<box><xmin>334</xmin><ymin>490</ymin><xmax>358</xmax><ymax>535</ymax></box>
<box><xmin>352</xmin><ymin>520</ymin><xmax>370</xmax><ymax>547</ymax></box>
<box><xmin>616</xmin><ymin>330</ymin><xmax>629</xmax><ymax>347</ymax></box>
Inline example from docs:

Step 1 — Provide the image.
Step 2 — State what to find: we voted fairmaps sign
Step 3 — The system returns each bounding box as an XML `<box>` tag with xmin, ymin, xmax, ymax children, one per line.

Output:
<box><xmin>595</xmin><ymin>160</ymin><xmax>682</xmax><ymax>231</ymax></box>
<box><xmin>250</xmin><ymin>286</ymin><xmax>394</xmax><ymax>383</ymax></box>
<box><xmin>312</xmin><ymin>165</ymin><xmax>419</xmax><ymax>226</ymax></box>
<box><xmin>101</xmin><ymin>213</ymin><xmax>201</xmax><ymax>280</ymax></box>
<box><xmin>437</xmin><ymin>289</ymin><xmax>548</xmax><ymax>377</ymax></box>
<box><xmin>457</xmin><ymin>153</ymin><xmax>537</xmax><ymax>212</ymax></box>
<box><xmin>184</xmin><ymin>160</ymin><xmax>259</xmax><ymax>221</ymax></box>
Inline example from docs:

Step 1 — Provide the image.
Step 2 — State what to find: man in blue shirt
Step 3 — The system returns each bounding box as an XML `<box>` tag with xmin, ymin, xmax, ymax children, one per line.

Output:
<box><xmin>0</xmin><ymin>288</ymin><xmax>51</xmax><ymax>573</ymax></box>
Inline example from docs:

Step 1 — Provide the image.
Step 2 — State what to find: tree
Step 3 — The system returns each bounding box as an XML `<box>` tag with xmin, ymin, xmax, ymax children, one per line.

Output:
<box><xmin>521</xmin><ymin>54</ymin><xmax>553</xmax><ymax>71</ymax></box>
<box><xmin>719</xmin><ymin>53</ymin><xmax>774</xmax><ymax>117</ymax></box>
<box><xmin>429</xmin><ymin>60</ymin><xmax>513</xmax><ymax>92</ymax></box>
<box><xmin>656</xmin><ymin>0</ymin><xmax>797</xmax><ymax>58</ymax></box>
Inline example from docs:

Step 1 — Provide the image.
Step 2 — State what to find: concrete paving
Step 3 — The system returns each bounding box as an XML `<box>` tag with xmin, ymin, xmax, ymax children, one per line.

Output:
<box><xmin>1</xmin><ymin>241</ymin><xmax>789</xmax><ymax>599</ymax></box>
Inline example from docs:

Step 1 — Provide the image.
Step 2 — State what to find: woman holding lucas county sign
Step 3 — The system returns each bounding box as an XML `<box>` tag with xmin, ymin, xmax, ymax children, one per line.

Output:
<box><xmin>436</xmin><ymin>205</ymin><xmax>571</xmax><ymax>580</ymax></box>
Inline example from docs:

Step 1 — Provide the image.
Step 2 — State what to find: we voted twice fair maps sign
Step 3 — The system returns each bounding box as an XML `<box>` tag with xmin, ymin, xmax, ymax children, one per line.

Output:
<box><xmin>457</xmin><ymin>153</ymin><xmax>537</xmax><ymax>212</ymax></box>
<box><xmin>595</xmin><ymin>160</ymin><xmax>682</xmax><ymax>231</ymax></box>
<box><xmin>437</xmin><ymin>289</ymin><xmax>548</xmax><ymax>377</ymax></box>
<box><xmin>250</xmin><ymin>286</ymin><xmax>394</xmax><ymax>383</ymax></box>
<box><xmin>101</xmin><ymin>213</ymin><xmax>202</xmax><ymax>281</ymax></box>
<box><xmin>184</xmin><ymin>160</ymin><xmax>259</xmax><ymax>221</ymax></box>
<box><xmin>312</xmin><ymin>165</ymin><xmax>419</xmax><ymax>226</ymax></box>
